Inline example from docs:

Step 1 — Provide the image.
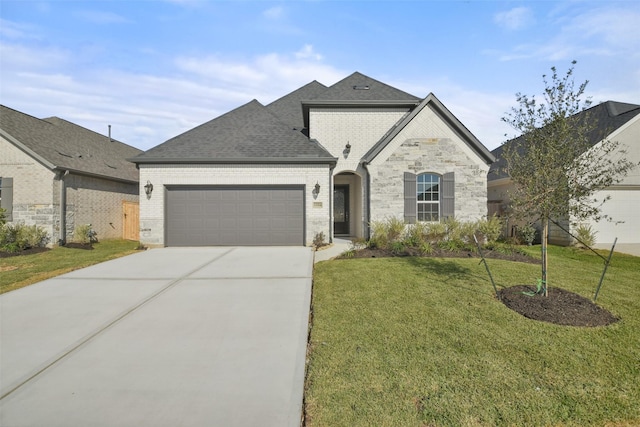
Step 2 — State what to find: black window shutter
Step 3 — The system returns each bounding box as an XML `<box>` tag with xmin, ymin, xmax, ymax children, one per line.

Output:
<box><xmin>0</xmin><ymin>177</ymin><xmax>13</xmax><ymax>221</ymax></box>
<box><xmin>442</xmin><ymin>172</ymin><xmax>454</xmax><ymax>220</ymax></box>
<box><xmin>404</xmin><ymin>172</ymin><xmax>416</xmax><ymax>224</ymax></box>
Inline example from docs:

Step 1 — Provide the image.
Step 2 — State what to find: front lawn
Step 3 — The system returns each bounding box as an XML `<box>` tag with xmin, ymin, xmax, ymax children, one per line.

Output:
<box><xmin>306</xmin><ymin>246</ymin><xmax>640</xmax><ymax>426</ymax></box>
<box><xmin>0</xmin><ymin>240</ymin><xmax>141</xmax><ymax>294</ymax></box>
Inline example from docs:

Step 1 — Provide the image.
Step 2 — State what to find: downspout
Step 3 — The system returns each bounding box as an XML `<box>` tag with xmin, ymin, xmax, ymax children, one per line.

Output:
<box><xmin>329</xmin><ymin>163</ymin><xmax>335</xmax><ymax>243</ymax></box>
<box><xmin>58</xmin><ymin>170</ymin><xmax>69</xmax><ymax>246</ymax></box>
<box><xmin>362</xmin><ymin>161</ymin><xmax>371</xmax><ymax>240</ymax></box>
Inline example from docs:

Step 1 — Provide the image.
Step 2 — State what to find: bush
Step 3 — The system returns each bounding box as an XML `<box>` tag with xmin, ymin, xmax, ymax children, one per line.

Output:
<box><xmin>313</xmin><ymin>231</ymin><xmax>326</xmax><ymax>249</ymax></box>
<box><xmin>0</xmin><ymin>221</ymin><xmax>49</xmax><ymax>251</ymax></box>
<box><xmin>0</xmin><ymin>208</ymin><xmax>6</xmax><ymax>227</ymax></box>
<box><xmin>476</xmin><ymin>216</ymin><xmax>503</xmax><ymax>245</ymax></box>
<box><xmin>518</xmin><ymin>223</ymin><xmax>537</xmax><ymax>245</ymax></box>
<box><xmin>573</xmin><ymin>224</ymin><xmax>596</xmax><ymax>248</ymax></box>
<box><xmin>73</xmin><ymin>224</ymin><xmax>94</xmax><ymax>244</ymax></box>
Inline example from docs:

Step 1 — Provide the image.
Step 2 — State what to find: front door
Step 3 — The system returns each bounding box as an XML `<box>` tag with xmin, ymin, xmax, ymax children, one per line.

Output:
<box><xmin>334</xmin><ymin>185</ymin><xmax>350</xmax><ymax>235</ymax></box>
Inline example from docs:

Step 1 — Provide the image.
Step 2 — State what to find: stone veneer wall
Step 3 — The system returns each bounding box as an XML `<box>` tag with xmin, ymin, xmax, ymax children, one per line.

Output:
<box><xmin>366</xmin><ymin>103</ymin><xmax>490</xmax><ymax>223</ymax></box>
<box><xmin>367</xmin><ymin>138</ymin><xmax>489</xmax><ymax>222</ymax></box>
<box><xmin>138</xmin><ymin>163</ymin><xmax>332</xmax><ymax>247</ymax></box>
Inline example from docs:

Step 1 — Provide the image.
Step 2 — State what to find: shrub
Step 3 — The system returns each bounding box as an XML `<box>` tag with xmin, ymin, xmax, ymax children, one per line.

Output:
<box><xmin>424</xmin><ymin>221</ymin><xmax>447</xmax><ymax>242</ymax></box>
<box><xmin>368</xmin><ymin>220</ymin><xmax>388</xmax><ymax>249</ymax></box>
<box><xmin>73</xmin><ymin>224</ymin><xmax>96</xmax><ymax>244</ymax></box>
<box><xmin>405</xmin><ymin>222</ymin><xmax>428</xmax><ymax>247</ymax></box>
<box><xmin>476</xmin><ymin>216</ymin><xmax>503</xmax><ymax>245</ymax></box>
<box><xmin>0</xmin><ymin>222</ymin><xmax>49</xmax><ymax>251</ymax></box>
<box><xmin>385</xmin><ymin>217</ymin><xmax>406</xmax><ymax>243</ymax></box>
<box><xmin>0</xmin><ymin>208</ymin><xmax>6</xmax><ymax>227</ymax></box>
<box><xmin>573</xmin><ymin>224</ymin><xmax>596</xmax><ymax>248</ymax></box>
<box><xmin>518</xmin><ymin>223</ymin><xmax>537</xmax><ymax>246</ymax></box>
<box><xmin>313</xmin><ymin>231</ymin><xmax>326</xmax><ymax>249</ymax></box>
<box><xmin>390</xmin><ymin>241</ymin><xmax>406</xmax><ymax>255</ymax></box>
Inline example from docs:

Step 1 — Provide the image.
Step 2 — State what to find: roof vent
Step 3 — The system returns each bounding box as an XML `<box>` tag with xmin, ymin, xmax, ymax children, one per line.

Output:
<box><xmin>353</xmin><ymin>85</ymin><xmax>370</xmax><ymax>90</ymax></box>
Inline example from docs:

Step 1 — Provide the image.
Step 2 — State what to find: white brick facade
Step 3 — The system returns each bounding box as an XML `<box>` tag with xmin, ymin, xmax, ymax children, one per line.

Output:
<box><xmin>309</xmin><ymin>107</ymin><xmax>409</xmax><ymax>174</ymax></box>
<box><xmin>139</xmin><ymin>164</ymin><xmax>331</xmax><ymax>246</ymax></box>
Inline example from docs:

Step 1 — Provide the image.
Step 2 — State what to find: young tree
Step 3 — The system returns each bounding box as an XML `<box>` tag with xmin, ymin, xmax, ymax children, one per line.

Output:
<box><xmin>501</xmin><ymin>61</ymin><xmax>636</xmax><ymax>296</ymax></box>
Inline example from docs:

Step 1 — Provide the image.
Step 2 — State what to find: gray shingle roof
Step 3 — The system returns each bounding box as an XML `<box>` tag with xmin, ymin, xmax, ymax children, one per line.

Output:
<box><xmin>310</xmin><ymin>71</ymin><xmax>420</xmax><ymax>102</ymax></box>
<box><xmin>0</xmin><ymin>105</ymin><xmax>142</xmax><ymax>182</ymax></box>
<box><xmin>266</xmin><ymin>80</ymin><xmax>327</xmax><ymax>131</ymax></box>
<box><xmin>489</xmin><ymin>100</ymin><xmax>640</xmax><ymax>181</ymax></box>
<box><xmin>131</xmin><ymin>99</ymin><xmax>337</xmax><ymax>164</ymax></box>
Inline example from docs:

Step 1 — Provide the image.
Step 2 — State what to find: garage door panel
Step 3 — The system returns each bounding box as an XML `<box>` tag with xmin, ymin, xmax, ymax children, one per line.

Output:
<box><xmin>166</xmin><ymin>186</ymin><xmax>304</xmax><ymax>246</ymax></box>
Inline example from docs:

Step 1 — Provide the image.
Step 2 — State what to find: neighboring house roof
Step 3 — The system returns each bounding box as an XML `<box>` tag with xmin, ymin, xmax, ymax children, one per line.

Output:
<box><xmin>362</xmin><ymin>93</ymin><xmax>496</xmax><ymax>165</ymax></box>
<box><xmin>0</xmin><ymin>105</ymin><xmax>142</xmax><ymax>183</ymax></box>
<box><xmin>131</xmin><ymin>99</ymin><xmax>337</xmax><ymax>165</ymax></box>
<box><xmin>489</xmin><ymin>100</ymin><xmax>640</xmax><ymax>181</ymax></box>
<box><xmin>266</xmin><ymin>80</ymin><xmax>327</xmax><ymax>132</ymax></box>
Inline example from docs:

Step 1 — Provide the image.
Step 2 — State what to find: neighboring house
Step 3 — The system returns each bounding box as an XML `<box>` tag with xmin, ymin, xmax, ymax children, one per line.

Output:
<box><xmin>131</xmin><ymin>72</ymin><xmax>495</xmax><ymax>247</ymax></box>
<box><xmin>0</xmin><ymin>105</ymin><xmax>143</xmax><ymax>244</ymax></box>
<box><xmin>488</xmin><ymin>101</ymin><xmax>640</xmax><ymax>246</ymax></box>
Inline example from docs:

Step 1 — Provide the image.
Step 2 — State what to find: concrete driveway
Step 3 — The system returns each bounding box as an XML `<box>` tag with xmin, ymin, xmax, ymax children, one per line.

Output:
<box><xmin>0</xmin><ymin>247</ymin><xmax>313</xmax><ymax>427</ymax></box>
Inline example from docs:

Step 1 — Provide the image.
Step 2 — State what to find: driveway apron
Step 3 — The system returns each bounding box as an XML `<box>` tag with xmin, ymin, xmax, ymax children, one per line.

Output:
<box><xmin>0</xmin><ymin>247</ymin><xmax>313</xmax><ymax>427</ymax></box>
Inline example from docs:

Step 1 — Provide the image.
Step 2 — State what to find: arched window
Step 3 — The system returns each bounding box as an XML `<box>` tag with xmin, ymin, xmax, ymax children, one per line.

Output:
<box><xmin>417</xmin><ymin>173</ymin><xmax>440</xmax><ymax>222</ymax></box>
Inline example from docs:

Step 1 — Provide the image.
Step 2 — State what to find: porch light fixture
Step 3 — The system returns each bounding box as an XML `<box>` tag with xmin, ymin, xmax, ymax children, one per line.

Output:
<box><xmin>144</xmin><ymin>180</ymin><xmax>154</xmax><ymax>199</ymax></box>
<box><xmin>345</xmin><ymin>142</ymin><xmax>351</xmax><ymax>154</ymax></box>
<box><xmin>314</xmin><ymin>182</ymin><xmax>321</xmax><ymax>194</ymax></box>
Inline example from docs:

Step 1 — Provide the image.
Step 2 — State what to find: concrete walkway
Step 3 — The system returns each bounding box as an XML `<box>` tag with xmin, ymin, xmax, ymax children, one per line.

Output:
<box><xmin>313</xmin><ymin>237</ymin><xmax>353</xmax><ymax>263</ymax></box>
<box><xmin>0</xmin><ymin>247</ymin><xmax>313</xmax><ymax>427</ymax></box>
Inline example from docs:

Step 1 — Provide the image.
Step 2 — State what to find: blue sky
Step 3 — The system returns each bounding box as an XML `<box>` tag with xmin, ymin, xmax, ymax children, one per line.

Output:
<box><xmin>1</xmin><ymin>0</ymin><xmax>638</xmax><ymax>151</ymax></box>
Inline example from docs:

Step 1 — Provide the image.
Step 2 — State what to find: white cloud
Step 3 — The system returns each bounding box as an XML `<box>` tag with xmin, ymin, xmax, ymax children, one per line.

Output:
<box><xmin>1</xmin><ymin>42</ymin><xmax>346</xmax><ymax>150</ymax></box>
<box><xmin>296</xmin><ymin>44</ymin><xmax>323</xmax><ymax>61</ymax></box>
<box><xmin>263</xmin><ymin>6</ymin><xmax>285</xmax><ymax>20</ymax></box>
<box><xmin>0</xmin><ymin>19</ymin><xmax>39</xmax><ymax>39</ymax></box>
<box><xmin>494</xmin><ymin>7</ymin><xmax>534</xmax><ymax>31</ymax></box>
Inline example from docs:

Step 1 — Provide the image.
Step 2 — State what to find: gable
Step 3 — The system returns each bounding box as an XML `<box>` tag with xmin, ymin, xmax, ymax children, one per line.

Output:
<box><xmin>365</xmin><ymin>94</ymin><xmax>495</xmax><ymax>167</ymax></box>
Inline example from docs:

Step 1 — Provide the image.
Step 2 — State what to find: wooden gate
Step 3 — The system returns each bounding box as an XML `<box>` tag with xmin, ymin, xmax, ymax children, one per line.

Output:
<box><xmin>123</xmin><ymin>201</ymin><xmax>140</xmax><ymax>241</ymax></box>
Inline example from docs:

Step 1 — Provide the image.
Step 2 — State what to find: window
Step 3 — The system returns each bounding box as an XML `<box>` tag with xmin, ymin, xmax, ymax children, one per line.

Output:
<box><xmin>404</xmin><ymin>172</ymin><xmax>454</xmax><ymax>224</ymax></box>
<box><xmin>417</xmin><ymin>173</ymin><xmax>440</xmax><ymax>222</ymax></box>
<box><xmin>0</xmin><ymin>177</ymin><xmax>13</xmax><ymax>221</ymax></box>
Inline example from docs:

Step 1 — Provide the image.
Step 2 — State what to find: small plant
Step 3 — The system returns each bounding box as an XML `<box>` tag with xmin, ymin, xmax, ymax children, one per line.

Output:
<box><xmin>573</xmin><ymin>224</ymin><xmax>596</xmax><ymax>248</ymax></box>
<box><xmin>390</xmin><ymin>241</ymin><xmax>406</xmax><ymax>255</ymax></box>
<box><xmin>523</xmin><ymin>278</ymin><xmax>546</xmax><ymax>296</ymax></box>
<box><xmin>0</xmin><ymin>208</ymin><xmax>6</xmax><ymax>227</ymax></box>
<box><xmin>404</xmin><ymin>222</ymin><xmax>428</xmax><ymax>247</ymax></box>
<box><xmin>313</xmin><ymin>231</ymin><xmax>327</xmax><ymax>249</ymax></box>
<box><xmin>73</xmin><ymin>224</ymin><xmax>98</xmax><ymax>245</ymax></box>
<box><xmin>369</xmin><ymin>220</ymin><xmax>388</xmax><ymax>249</ymax></box>
<box><xmin>518</xmin><ymin>223</ymin><xmax>537</xmax><ymax>246</ymax></box>
<box><xmin>477</xmin><ymin>215</ymin><xmax>504</xmax><ymax>245</ymax></box>
<box><xmin>341</xmin><ymin>248</ymin><xmax>355</xmax><ymax>258</ymax></box>
<box><xmin>425</xmin><ymin>221</ymin><xmax>447</xmax><ymax>242</ymax></box>
<box><xmin>385</xmin><ymin>216</ymin><xmax>406</xmax><ymax>243</ymax></box>
<box><xmin>419</xmin><ymin>242</ymin><xmax>433</xmax><ymax>255</ymax></box>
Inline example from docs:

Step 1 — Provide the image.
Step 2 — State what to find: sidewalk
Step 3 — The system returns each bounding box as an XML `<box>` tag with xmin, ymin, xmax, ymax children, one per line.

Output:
<box><xmin>313</xmin><ymin>238</ymin><xmax>353</xmax><ymax>263</ymax></box>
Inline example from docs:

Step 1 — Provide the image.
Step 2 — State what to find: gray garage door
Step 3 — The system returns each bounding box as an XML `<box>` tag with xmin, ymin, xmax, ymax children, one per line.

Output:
<box><xmin>166</xmin><ymin>186</ymin><xmax>305</xmax><ymax>246</ymax></box>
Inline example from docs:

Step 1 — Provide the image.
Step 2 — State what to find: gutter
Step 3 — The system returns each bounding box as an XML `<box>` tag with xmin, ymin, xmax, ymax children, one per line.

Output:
<box><xmin>57</xmin><ymin>170</ymin><xmax>69</xmax><ymax>245</ymax></box>
<box><xmin>129</xmin><ymin>157</ymin><xmax>339</xmax><ymax>166</ymax></box>
<box><xmin>361</xmin><ymin>161</ymin><xmax>371</xmax><ymax>240</ymax></box>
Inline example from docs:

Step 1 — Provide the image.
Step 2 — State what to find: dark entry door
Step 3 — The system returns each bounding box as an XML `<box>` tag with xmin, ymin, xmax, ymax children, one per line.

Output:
<box><xmin>333</xmin><ymin>185</ymin><xmax>350</xmax><ymax>235</ymax></box>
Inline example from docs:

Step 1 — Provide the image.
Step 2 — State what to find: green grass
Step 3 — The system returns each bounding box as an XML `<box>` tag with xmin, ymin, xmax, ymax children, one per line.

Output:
<box><xmin>0</xmin><ymin>240</ymin><xmax>141</xmax><ymax>294</ymax></box>
<box><xmin>306</xmin><ymin>245</ymin><xmax>640</xmax><ymax>427</ymax></box>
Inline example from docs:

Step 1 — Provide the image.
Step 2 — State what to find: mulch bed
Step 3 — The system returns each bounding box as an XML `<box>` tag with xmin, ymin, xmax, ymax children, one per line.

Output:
<box><xmin>499</xmin><ymin>285</ymin><xmax>619</xmax><ymax>327</ymax></box>
<box><xmin>0</xmin><ymin>247</ymin><xmax>51</xmax><ymax>259</ymax></box>
<box><xmin>0</xmin><ymin>242</ymin><xmax>93</xmax><ymax>258</ymax></box>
